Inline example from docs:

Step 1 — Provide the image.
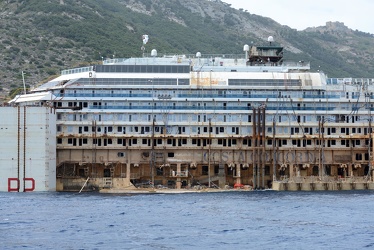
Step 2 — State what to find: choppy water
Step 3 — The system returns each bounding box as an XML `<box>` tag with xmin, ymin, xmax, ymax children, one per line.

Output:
<box><xmin>1</xmin><ymin>190</ymin><xmax>374</xmax><ymax>249</ymax></box>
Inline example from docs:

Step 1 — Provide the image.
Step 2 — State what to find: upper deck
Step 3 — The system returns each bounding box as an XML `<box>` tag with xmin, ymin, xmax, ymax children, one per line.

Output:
<box><xmin>31</xmin><ymin>43</ymin><xmax>323</xmax><ymax>93</ymax></box>
<box><xmin>24</xmin><ymin>44</ymin><xmax>372</xmax><ymax>95</ymax></box>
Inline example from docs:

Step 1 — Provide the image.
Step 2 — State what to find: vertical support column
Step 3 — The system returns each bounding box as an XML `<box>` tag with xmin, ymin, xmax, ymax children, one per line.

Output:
<box><xmin>371</xmin><ymin>129</ymin><xmax>374</xmax><ymax>181</ymax></box>
<box><xmin>151</xmin><ymin>118</ymin><xmax>155</xmax><ymax>187</ymax></box>
<box><xmin>208</xmin><ymin>118</ymin><xmax>211</xmax><ymax>188</ymax></box>
<box><xmin>176</xmin><ymin>163</ymin><xmax>181</xmax><ymax>189</ymax></box>
<box><xmin>252</xmin><ymin>108</ymin><xmax>257</xmax><ymax>189</ymax></box>
<box><xmin>126</xmin><ymin>163</ymin><xmax>131</xmax><ymax>184</ymax></box>
<box><xmin>236</xmin><ymin>164</ymin><xmax>241</xmax><ymax>185</ymax></box>
<box><xmin>289</xmin><ymin>164</ymin><xmax>294</xmax><ymax>178</ymax></box>
<box><xmin>318</xmin><ymin>120</ymin><xmax>322</xmax><ymax>179</ymax></box>
<box><xmin>272</xmin><ymin>119</ymin><xmax>276</xmax><ymax>182</ymax></box>
<box><xmin>23</xmin><ymin>106</ymin><xmax>27</xmax><ymax>192</ymax></box>
<box><xmin>348</xmin><ymin>164</ymin><xmax>353</xmax><ymax>177</ymax></box>
<box><xmin>350</xmin><ymin>134</ymin><xmax>353</xmax><ymax>177</ymax></box>
<box><xmin>17</xmin><ymin>106</ymin><xmax>20</xmax><ymax>192</ymax></box>
<box><xmin>257</xmin><ymin>108</ymin><xmax>261</xmax><ymax>188</ymax></box>
<box><xmin>261</xmin><ymin>107</ymin><xmax>266</xmax><ymax>189</ymax></box>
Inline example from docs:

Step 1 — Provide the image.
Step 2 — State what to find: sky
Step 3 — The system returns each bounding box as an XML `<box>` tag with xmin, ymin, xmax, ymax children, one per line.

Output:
<box><xmin>222</xmin><ymin>0</ymin><xmax>374</xmax><ymax>34</ymax></box>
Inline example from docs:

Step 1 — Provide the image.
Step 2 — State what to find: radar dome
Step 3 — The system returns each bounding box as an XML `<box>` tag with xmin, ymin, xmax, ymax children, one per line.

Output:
<box><xmin>243</xmin><ymin>44</ymin><xmax>249</xmax><ymax>51</ymax></box>
<box><xmin>196</xmin><ymin>52</ymin><xmax>201</xmax><ymax>58</ymax></box>
<box><xmin>151</xmin><ymin>49</ymin><xmax>157</xmax><ymax>57</ymax></box>
<box><xmin>268</xmin><ymin>36</ymin><xmax>274</xmax><ymax>42</ymax></box>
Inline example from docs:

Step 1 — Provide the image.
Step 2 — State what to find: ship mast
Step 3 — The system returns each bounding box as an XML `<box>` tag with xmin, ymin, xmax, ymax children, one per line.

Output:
<box><xmin>141</xmin><ymin>34</ymin><xmax>149</xmax><ymax>57</ymax></box>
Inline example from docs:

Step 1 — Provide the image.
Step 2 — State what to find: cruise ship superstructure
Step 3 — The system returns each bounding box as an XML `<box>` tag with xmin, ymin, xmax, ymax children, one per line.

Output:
<box><xmin>6</xmin><ymin>42</ymin><xmax>374</xmax><ymax>191</ymax></box>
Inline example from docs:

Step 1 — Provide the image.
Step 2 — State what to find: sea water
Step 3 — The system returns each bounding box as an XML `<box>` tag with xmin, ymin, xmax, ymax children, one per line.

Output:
<box><xmin>1</xmin><ymin>190</ymin><xmax>374</xmax><ymax>250</ymax></box>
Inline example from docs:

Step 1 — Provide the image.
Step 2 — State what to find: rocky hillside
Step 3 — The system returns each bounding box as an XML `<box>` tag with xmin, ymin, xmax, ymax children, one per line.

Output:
<box><xmin>0</xmin><ymin>0</ymin><xmax>373</xmax><ymax>101</ymax></box>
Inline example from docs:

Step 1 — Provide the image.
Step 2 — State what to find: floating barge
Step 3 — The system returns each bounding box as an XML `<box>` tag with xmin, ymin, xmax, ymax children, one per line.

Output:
<box><xmin>4</xmin><ymin>39</ymin><xmax>374</xmax><ymax>192</ymax></box>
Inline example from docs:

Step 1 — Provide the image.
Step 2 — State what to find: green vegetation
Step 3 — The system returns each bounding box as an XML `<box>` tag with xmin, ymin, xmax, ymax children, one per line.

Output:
<box><xmin>0</xmin><ymin>0</ymin><xmax>373</xmax><ymax>101</ymax></box>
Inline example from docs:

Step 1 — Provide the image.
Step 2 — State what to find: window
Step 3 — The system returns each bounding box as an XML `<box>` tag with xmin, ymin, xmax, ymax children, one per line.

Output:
<box><xmin>157</xmin><ymin>167</ymin><xmax>163</xmax><ymax>176</ymax></box>
<box><xmin>57</xmin><ymin>138</ymin><xmax>62</xmax><ymax>144</ymax></box>
<box><xmin>356</xmin><ymin>153</ymin><xmax>363</xmax><ymax>161</ymax></box>
<box><xmin>202</xmin><ymin>165</ymin><xmax>208</xmax><ymax>175</ymax></box>
<box><xmin>168</xmin><ymin>152</ymin><xmax>175</xmax><ymax>157</ymax></box>
<box><xmin>265</xmin><ymin>166</ymin><xmax>270</xmax><ymax>176</ymax></box>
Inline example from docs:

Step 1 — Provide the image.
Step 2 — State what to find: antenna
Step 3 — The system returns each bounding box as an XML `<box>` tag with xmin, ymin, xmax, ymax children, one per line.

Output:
<box><xmin>22</xmin><ymin>71</ymin><xmax>26</xmax><ymax>94</ymax></box>
<box><xmin>141</xmin><ymin>34</ymin><xmax>149</xmax><ymax>57</ymax></box>
<box><xmin>268</xmin><ymin>36</ymin><xmax>274</xmax><ymax>46</ymax></box>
